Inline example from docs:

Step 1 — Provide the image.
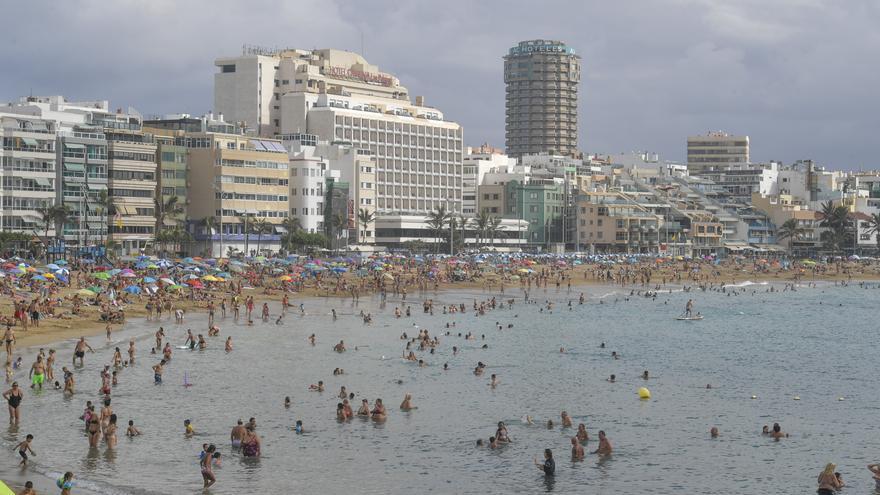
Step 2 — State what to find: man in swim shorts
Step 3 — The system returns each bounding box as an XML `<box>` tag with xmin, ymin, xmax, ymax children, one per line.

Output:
<box><xmin>230</xmin><ymin>419</ymin><xmax>245</xmax><ymax>449</ymax></box>
<box><xmin>29</xmin><ymin>356</ymin><xmax>45</xmax><ymax>390</ymax></box>
<box><xmin>73</xmin><ymin>337</ymin><xmax>94</xmax><ymax>366</ymax></box>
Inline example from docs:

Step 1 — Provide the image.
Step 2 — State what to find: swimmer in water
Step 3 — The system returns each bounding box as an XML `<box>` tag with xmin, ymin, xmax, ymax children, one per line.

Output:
<box><xmin>607</xmin><ymin>374</ymin><xmax>616</xmax><ymax>383</ymax></box>
<box><xmin>710</xmin><ymin>427</ymin><xmax>719</xmax><ymax>438</ymax></box>
<box><xmin>560</xmin><ymin>411</ymin><xmax>572</xmax><ymax>428</ymax></box>
<box><xmin>867</xmin><ymin>463</ymin><xmax>880</xmax><ymax>489</ymax></box>
<box><xmin>571</xmin><ymin>436</ymin><xmax>584</xmax><ymax>460</ymax></box>
<box><xmin>592</xmin><ymin>430</ymin><xmax>612</xmax><ymax>455</ymax></box>
<box><xmin>770</xmin><ymin>422</ymin><xmax>788</xmax><ymax>440</ymax></box>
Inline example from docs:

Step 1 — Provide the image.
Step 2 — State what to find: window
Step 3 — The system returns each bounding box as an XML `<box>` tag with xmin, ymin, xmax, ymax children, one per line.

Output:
<box><xmin>597</xmin><ymin>219</ymin><xmax>603</xmax><ymax>227</ymax></box>
<box><xmin>221</xmin><ymin>64</ymin><xmax>235</xmax><ymax>73</ymax></box>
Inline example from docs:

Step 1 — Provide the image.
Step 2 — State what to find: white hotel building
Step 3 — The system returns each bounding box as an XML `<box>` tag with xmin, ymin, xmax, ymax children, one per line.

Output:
<box><xmin>215</xmin><ymin>47</ymin><xmax>462</xmax><ymax>247</ymax></box>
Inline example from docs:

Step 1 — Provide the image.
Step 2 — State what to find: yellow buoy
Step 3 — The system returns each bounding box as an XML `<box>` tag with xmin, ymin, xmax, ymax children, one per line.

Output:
<box><xmin>638</xmin><ymin>387</ymin><xmax>651</xmax><ymax>400</ymax></box>
<box><xmin>751</xmin><ymin>395</ymin><xmax>758</xmax><ymax>399</ymax></box>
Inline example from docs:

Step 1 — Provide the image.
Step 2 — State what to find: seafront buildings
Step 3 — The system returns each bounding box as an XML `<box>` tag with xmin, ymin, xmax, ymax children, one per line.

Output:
<box><xmin>0</xmin><ymin>44</ymin><xmax>878</xmax><ymax>258</ymax></box>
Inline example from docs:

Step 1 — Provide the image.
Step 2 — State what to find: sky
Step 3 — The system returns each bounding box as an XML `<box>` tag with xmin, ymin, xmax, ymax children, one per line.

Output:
<box><xmin>2</xmin><ymin>0</ymin><xmax>878</xmax><ymax>168</ymax></box>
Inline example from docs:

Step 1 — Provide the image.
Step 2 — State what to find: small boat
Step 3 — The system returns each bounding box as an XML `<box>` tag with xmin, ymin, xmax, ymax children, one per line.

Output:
<box><xmin>676</xmin><ymin>315</ymin><xmax>703</xmax><ymax>321</ymax></box>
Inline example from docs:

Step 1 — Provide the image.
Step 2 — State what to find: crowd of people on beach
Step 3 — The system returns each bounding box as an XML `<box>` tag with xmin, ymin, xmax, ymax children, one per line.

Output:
<box><xmin>0</xmin><ymin>253</ymin><xmax>878</xmax><ymax>493</ymax></box>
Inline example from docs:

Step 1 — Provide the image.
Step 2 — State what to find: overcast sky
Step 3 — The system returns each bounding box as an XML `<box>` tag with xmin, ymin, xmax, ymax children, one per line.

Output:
<box><xmin>2</xmin><ymin>0</ymin><xmax>878</xmax><ymax>168</ymax></box>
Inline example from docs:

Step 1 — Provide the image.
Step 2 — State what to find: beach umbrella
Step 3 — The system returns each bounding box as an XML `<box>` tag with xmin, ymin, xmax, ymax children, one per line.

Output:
<box><xmin>202</xmin><ymin>275</ymin><xmax>220</xmax><ymax>282</ymax></box>
<box><xmin>134</xmin><ymin>262</ymin><xmax>150</xmax><ymax>269</ymax></box>
<box><xmin>120</xmin><ymin>272</ymin><xmax>137</xmax><ymax>278</ymax></box>
<box><xmin>143</xmin><ymin>276</ymin><xmax>157</xmax><ymax>283</ymax></box>
<box><xmin>109</xmin><ymin>269</ymin><xmax>123</xmax><ymax>276</ymax></box>
<box><xmin>331</xmin><ymin>267</ymin><xmax>348</xmax><ymax>274</ymax></box>
<box><xmin>123</xmin><ymin>286</ymin><xmax>141</xmax><ymax>294</ymax></box>
<box><xmin>46</xmin><ymin>263</ymin><xmax>61</xmax><ymax>270</ymax></box>
<box><xmin>166</xmin><ymin>284</ymin><xmax>184</xmax><ymax>291</ymax></box>
<box><xmin>53</xmin><ymin>259</ymin><xmax>68</xmax><ymax>265</ymax></box>
<box><xmin>94</xmin><ymin>272</ymin><xmax>111</xmax><ymax>280</ymax></box>
<box><xmin>227</xmin><ymin>264</ymin><xmax>244</xmax><ymax>273</ymax></box>
<box><xmin>216</xmin><ymin>272</ymin><xmax>232</xmax><ymax>279</ymax></box>
<box><xmin>32</xmin><ymin>274</ymin><xmax>48</xmax><ymax>281</ymax></box>
<box><xmin>186</xmin><ymin>279</ymin><xmax>203</xmax><ymax>287</ymax></box>
<box><xmin>88</xmin><ymin>286</ymin><xmax>103</xmax><ymax>293</ymax></box>
<box><xmin>43</xmin><ymin>273</ymin><xmax>55</xmax><ymax>279</ymax></box>
<box><xmin>76</xmin><ymin>288</ymin><xmax>96</xmax><ymax>297</ymax></box>
<box><xmin>277</xmin><ymin>275</ymin><xmax>293</xmax><ymax>281</ymax></box>
<box><xmin>159</xmin><ymin>277</ymin><xmax>176</xmax><ymax>285</ymax></box>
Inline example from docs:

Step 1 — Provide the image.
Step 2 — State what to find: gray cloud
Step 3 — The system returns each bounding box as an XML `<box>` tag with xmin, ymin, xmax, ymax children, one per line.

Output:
<box><xmin>2</xmin><ymin>0</ymin><xmax>878</xmax><ymax>168</ymax></box>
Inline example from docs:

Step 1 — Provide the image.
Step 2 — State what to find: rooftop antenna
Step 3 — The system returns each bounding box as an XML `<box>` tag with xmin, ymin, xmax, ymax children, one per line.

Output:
<box><xmin>361</xmin><ymin>29</ymin><xmax>365</xmax><ymax>56</ymax></box>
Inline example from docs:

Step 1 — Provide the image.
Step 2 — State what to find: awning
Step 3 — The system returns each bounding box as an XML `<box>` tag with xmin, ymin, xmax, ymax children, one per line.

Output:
<box><xmin>34</xmin><ymin>178</ymin><xmax>51</xmax><ymax>187</ymax></box>
<box><xmin>275</xmin><ymin>225</ymin><xmax>288</xmax><ymax>233</ymax></box>
<box><xmin>64</xmin><ymin>143</ymin><xmax>85</xmax><ymax>150</ymax></box>
<box><xmin>64</xmin><ymin>163</ymin><xmax>85</xmax><ymax>172</ymax></box>
<box><xmin>117</xmin><ymin>205</ymin><xmax>135</xmax><ymax>215</ymax></box>
<box><xmin>86</xmin><ymin>183</ymin><xmax>107</xmax><ymax>190</ymax></box>
<box><xmin>21</xmin><ymin>137</ymin><xmax>38</xmax><ymax>146</ymax></box>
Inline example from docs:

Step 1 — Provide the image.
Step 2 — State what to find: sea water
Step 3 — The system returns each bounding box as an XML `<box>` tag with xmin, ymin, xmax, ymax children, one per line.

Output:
<box><xmin>1</xmin><ymin>282</ymin><xmax>878</xmax><ymax>494</ymax></box>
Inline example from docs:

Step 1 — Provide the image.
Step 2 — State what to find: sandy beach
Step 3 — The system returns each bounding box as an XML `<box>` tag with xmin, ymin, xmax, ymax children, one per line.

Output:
<box><xmin>4</xmin><ymin>257</ymin><xmax>879</xmax><ymax>350</ymax></box>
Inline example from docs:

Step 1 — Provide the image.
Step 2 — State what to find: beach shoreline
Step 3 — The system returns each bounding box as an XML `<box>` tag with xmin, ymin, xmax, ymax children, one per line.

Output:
<box><xmin>5</xmin><ymin>263</ymin><xmax>877</xmax><ymax>351</ymax></box>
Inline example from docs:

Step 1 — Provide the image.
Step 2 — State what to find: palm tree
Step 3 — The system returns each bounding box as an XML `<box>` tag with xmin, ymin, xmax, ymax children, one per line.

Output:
<box><xmin>238</xmin><ymin>215</ymin><xmax>252</xmax><ymax>256</ymax></box>
<box><xmin>36</xmin><ymin>205</ymin><xmax>54</xmax><ymax>261</ymax></box>
<box><xmin>251</xmin><ymin>218</ymin><xmax>269</xmax><ymax>255</ymax></box>
<box><xmin>357</xmin><ymin>208</ymin><xmax>375</xmax><ymax>244</ymax></box>
<box><xmin>864</xmin><ymin>212</ymin><xmax>880</xmax><ymax>253</ymax></box>
<box><xmin>280</xmin><ymin>217</ymin><xmax>303</xmax><ymax>253</ymax></box>
<box><xmin>95</xmin><ymin>190</ymin><xmax>111</xmax><ymax>254</ymax></box>
<box><xmin>330</xmin><ymin>212</ymin><xmax>348</xmax><ymax>252</ymax></box>
<box><xmin>818</xmin><ymin>201</ymin><xmax>850</xmax><ymax>255</ymax></box>
<box><xmin>776</xmin><ymin>218</ymin><xmax>807</xmax><ymax>256</ymax></box>
<box><xmin>155</xmin><ymin>195</ymin><xmax>185</xmax><ymax>233</ymax></box>
<box><xmin>457</xmin><ymin>214</ymin><xmax>469</xmax><ymax>251</ymax></box>
<box><xmin>200</xmin><ymin>216</ymin><xmax>217</xmax><ymax>257</ymax></box>
<box><xmin>171</xmin><ymin>226</ymin><xmax>193</xmax><ymax>256</ymax></box>
<box><xmin>486</xmin><ymin>216</ymin><xmax>504</xmax><ymax>249</ymax></box>
<box><xmin>425</xmin><ymin>205</ymin><xmax>451</xmax><ymax>254</ymax></box>
<box><xmin>48</xmin><ymin>205</ymin><xmax>72</xmax><ymax>259</ymax></box>
<box><xmin>474</xmin><ymin>211</ymin><xmax>491</xmax><ymax>250</ymax></box>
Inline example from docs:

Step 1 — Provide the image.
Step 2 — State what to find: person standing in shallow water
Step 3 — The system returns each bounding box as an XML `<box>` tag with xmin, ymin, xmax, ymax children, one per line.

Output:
<box><xmin>201</xmin><ymin>444</ymin><xmax>216</xmax><ymax>489</ymax></box>
<box><xmin>3</xmin><ymin>382</ymin><xmax>22</xmax><ymax>424</ymax></box>
<box><xmin>535</xmin><ymin>449</ymin><xmax>555</xmax><ymax>475</ymax></box>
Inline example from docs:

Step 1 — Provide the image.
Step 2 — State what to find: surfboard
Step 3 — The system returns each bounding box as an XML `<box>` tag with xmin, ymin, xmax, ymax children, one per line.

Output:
<box><xmin>676</xmin><ymin>316</ymin><xmax>703</xmax><ymax>321</ymax></box>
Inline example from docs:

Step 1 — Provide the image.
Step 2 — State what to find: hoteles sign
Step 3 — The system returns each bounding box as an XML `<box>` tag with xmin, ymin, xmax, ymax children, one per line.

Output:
<box><xmin>509</xmin><ymin>44</ymin><xmax>575</xmax><ymax>55</ymax></box>
<box><xmin>324</xmin><ymin>66</ymin><xmax>393</xmax><ymax>87</ymax></box>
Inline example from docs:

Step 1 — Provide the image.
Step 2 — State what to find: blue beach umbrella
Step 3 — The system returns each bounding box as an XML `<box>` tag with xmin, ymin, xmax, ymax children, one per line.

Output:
<box><xmin>123</xmin><ymin>286</ymin><xmax>142</xmax><ymax>294</ymax></box>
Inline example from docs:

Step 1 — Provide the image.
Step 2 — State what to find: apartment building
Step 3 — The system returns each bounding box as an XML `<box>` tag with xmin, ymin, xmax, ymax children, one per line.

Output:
<box><xmin>280</xmin><ymin>133</ymin><xmax>376</xmax><ymax>242</ymax></box>
<box><xmin>0</xmin><ymin>114</ymin><xmax>57</xmax><ymax>240</ymax></box>
<box><xmin>463</xmin><ymin>145</ymin><xmax>516</xmax><ymax>216</ymax></box>
<box><xmin>686</xmin><ymin>131</ymin><xmax>749</xmax><ymax>173</ymax></box>
<box><xmin>105</xmin><ymin>124</ymin><xmax>157</xmax><ymax>255</ymax></box>
<box><xmin>575</xmin><ymin>191</ymin><xmax>663</xmax><ymax>254</ymax></box>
